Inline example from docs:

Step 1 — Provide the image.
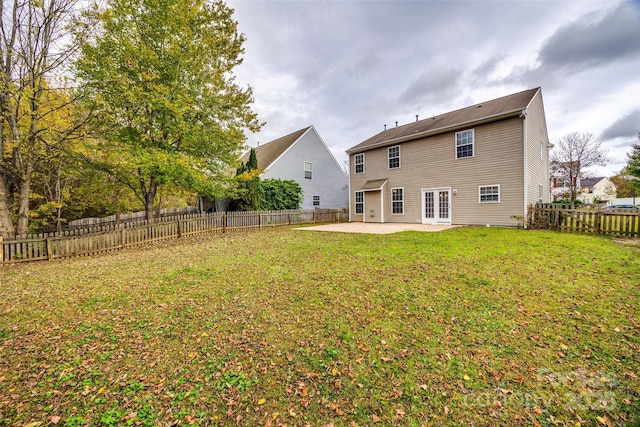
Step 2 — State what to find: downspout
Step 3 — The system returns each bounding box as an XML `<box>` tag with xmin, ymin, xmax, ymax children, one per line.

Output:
<box><xmin>380</xmin><ymin>181</ymin><xmax>387</xmax><ymax>223</ymax></box>
<box><xmin>348</xmin><ymin>156</ymin><xmax>352</xmax><ymax>222</ymax></box>
<box><xmin>521</xmin><ymin>109</ymin><xmax>528</xmax><ymax>220</ymax></box>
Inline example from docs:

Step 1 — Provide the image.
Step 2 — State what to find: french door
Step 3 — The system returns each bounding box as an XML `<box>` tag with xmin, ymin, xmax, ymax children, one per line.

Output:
<box><xmin>422</xmin><ymin>188</ymin><xmax>451</xmax><ymax>224</ymax></box>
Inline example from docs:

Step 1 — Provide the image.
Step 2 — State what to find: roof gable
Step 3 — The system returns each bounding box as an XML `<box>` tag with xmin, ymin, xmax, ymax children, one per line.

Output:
<box><xmin>347</xmin><ymin>87</ymin><xmax>540</xmax><ymax>154</ymax></box>
<box><xmin>581</xmin><ymin>177</ymin><xmax>605</xmax><ymax>187</ymax></box>
<box><xmin>240</xmin><ymin>126</ymin><xmax>311</xmax><ymax>170</ymax></box>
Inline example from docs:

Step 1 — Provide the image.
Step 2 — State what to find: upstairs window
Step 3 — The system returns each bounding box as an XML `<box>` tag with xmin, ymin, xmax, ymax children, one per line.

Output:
<box><xmin>388</xmin><ymin>146</ymin><xmax>400</xmax><ymax>169</ymax></box>
<box><xmin>456</xmin><ymin>129</ymin><xmax>474</xmax><ymax>159</ymax></box>
<box><xmin>354</xmin><ymin>153</ymin><xmax>364</xmax><ymax>174</ymax></box>
<box><xmin>479</xmin><ymin>185</ymin><xmax>500</xmax><ymax>203</ymax></box>
<box><xmin>304</xmin><ymin>161</ymin><xmax>312</xmax><ymax>179</ymax></box>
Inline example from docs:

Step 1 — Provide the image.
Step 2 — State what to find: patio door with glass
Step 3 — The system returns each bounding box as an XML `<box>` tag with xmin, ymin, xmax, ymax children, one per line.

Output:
<box><xmin>422</xmin><ymin>188</ymin><xmax>451</xmax><ymax>224</ymax></box>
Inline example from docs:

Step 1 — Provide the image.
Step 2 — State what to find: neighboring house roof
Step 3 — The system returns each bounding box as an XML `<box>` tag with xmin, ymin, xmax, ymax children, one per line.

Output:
<box><xmin>347</xmin><ymin>87</ymin><xmax>540</xmax><ymax>154</ymax></box>
<box><xmin>580</xmin><ymin>177</ymin><xmax>605</xmax><ymax>187</ymax></box>
<box><xmin>240</xmin><ymin>126</ymin><xmax>310</xmax><ymax>171</ymax></box>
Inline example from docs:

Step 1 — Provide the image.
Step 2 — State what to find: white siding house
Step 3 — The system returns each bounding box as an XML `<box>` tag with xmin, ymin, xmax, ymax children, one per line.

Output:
<box><xmin>241</xmin><ymin>126</ymin><xmax>349</xmax><ymax>209</ymax></box>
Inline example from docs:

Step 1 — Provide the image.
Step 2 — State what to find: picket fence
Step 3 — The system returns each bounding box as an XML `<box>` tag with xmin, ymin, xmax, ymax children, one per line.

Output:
<box><xmin>528</xmin><ymin>204</ymin><xmax>639</xmax><ymax>238</ymax></box>
<box><xmin>0</xmin><ymin>209</ymin><xmax>346</xmax><ymax>264</ymax></box>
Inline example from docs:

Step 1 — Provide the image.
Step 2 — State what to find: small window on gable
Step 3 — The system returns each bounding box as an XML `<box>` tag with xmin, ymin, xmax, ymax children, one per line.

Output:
<box><xmin>304</xmin><ymin>161</ymin><xmax>312</xmax><ymax>179</ymax></box>
<box><xmin>391</xmin><ymin>187</ymin><xmax>404</xmax><ymax>214</ymax></box>
<box><xmin>456</xmin><ymin>129</ymin><xmax>474</xmax><ymax>159</ymax></box>
<box><xmin>355</xmin><ymin>191</ymin><xmax>364</xmax><ymax>214</ymax></box>
<box><xmin>479</xmin><ymin>185</ymin><xmax>500</xmax><ymax>203</ymax></box>
<box><xmin>313</xmin><ymin>195</ymin><xmax>320</xmax><ymax>206</ymax></box>
<box><xmin>538</xmin><ymin>184</ymin><xmax>543</xmax><ymax>203</ymax></box>
<box><xmin>354</xmin><ymin>153</ymin><xmax>364</xmax><ymax>174</ymax></box>
<box><xmin>388</xmin><ymin>146</ymin><xmax>400</xmax><ymax>169</ymax></box>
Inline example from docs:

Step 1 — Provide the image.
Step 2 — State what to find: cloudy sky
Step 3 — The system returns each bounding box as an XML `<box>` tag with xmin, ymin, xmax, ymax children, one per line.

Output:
<box><xmin>228</xmin><ymin>0</ymin><xmax>640</xmax><ymax>177</ymax></box>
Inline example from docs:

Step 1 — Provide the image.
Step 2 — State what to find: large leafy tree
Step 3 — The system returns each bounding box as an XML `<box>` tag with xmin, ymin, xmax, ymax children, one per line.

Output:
<box><xmin>75</xmin><ymin>0</ymin><xmax>262</xmax><ymax>220</ymax></box>
<box><xmin>0</xmin><ymin>0</ymin><xmax>81</xmax><ymax>237</ymax></box>
<box><xmin>626</xmin><ymin>143</ymin><xmax>640</xmax><ymax>194</ymax></box>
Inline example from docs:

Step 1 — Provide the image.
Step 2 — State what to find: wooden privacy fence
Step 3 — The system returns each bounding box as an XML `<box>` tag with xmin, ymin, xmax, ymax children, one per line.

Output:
<box><xmin>68</xmin><ymin>206</ymin><xmax>198</xmax><ymax>229</ymax></box>
<box><xmin>1</xmin><ymin>209</ymin><xmax>347</xmax><ymax>264</ymax></box>
<box><xmin>528</xmin><ymin>204</ymin><xmax>639</xmax><ymax>238</ymax></box>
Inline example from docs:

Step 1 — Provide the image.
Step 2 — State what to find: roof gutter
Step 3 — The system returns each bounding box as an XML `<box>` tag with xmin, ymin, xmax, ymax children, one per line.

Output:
<box><xmin>346</xmin><ymin>108</ymin><xmax>525</xmax><ymax>154</ymax></box>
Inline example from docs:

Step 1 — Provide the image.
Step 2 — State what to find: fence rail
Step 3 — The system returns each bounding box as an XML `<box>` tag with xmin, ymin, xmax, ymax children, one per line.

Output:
<box><xmin>1</xmin><ymin>209</ymin><xmax>346</xmax><ymax>264</ymax></box>
<box><xmin>67</xmin><ymin>206</ymin><xmax>199</xmax><ymax>229</ymax></box>
<box><xmin>528</xmin><ymin>204</ymin><xmax>639</xmax><ymax>238</ymax></box>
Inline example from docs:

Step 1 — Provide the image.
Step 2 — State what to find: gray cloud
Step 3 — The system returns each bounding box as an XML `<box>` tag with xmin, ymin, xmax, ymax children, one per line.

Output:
<box><xmin>398</xmin><ymin>68</ymin><xmax>464</xmax><ymax>107</ymax></box>
<box><xmin>600</xmin><ymin>108</ymin><xmax>640</xmax><ymax>141</ymax></box>
<box><xmin>511</xmin><ymin>2</ymin><xmax>640</xmax><ymax>87</ymax></box>
<box><xmin>539</xmin><ymin>3</ymin><xmax>640</xmax><ymax>71</ymax></box>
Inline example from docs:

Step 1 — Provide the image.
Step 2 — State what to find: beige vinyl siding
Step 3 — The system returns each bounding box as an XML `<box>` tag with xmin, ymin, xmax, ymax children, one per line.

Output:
<box><xmin>525</xmin><ymin>90</ymin><xmax>550</xmax><ymax>206</ymax></box>
<box><xmin>350</xmin><ymin>117</ymin><xmax>526</xmax><ymax>226</ymax></box>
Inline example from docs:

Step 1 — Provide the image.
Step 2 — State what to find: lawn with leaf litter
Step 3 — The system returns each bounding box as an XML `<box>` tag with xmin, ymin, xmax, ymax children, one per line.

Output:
<box><xmin>0</xmin><ymin>226</ymin><xmax>638</xmax><ymax>426</ymax></box>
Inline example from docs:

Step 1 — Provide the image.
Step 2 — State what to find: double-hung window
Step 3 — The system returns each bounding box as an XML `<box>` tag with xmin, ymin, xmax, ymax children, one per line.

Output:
<box><xmin>538</xmin><ymin>184</ymin><xmax>544</xmax><ymax>203</ymax></box>
<box><xmin>456</xmin><ymin>129</ymin><xmax>474</xmax><ymax>159</ymax></box>
<box><xmin>479</xmin><ymin>185</ymin><xmax>500</xmax><ymax>203</ymax></box>
<box><xmin>391</xmin><ymin>188</ymin><xmax>404</xmax><ymax>214</ymax></box>
<box><xmin>304</xmin><ymin>161</ymin><xmax>312</xmax><ymax>179</ymax></box>
<box><xmin>313</xmin><ymin>195</ymin><xmax>320</xmax><ymax>206</ymax></box>
<box><xmin>388</xmin><ymin>146</ymin><xmax>400</xmax><ymax>169</ymax></box>
<box><xmin>354</xmin><ymin>153</ymin><xmax>364</xmax><ymax>174</ymax></box>
<box><xmin>354</xmin><ymin>191</ymin><xmax>364</xmax><ymax>214</ymax></box>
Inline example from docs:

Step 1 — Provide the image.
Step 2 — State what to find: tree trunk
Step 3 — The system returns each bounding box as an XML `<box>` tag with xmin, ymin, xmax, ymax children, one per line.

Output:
<box><xmin>16</xmin><ymin>173</ymin><xmax>31</xmax><ymax>236</ymax></box>
<box><xmin>0</xmin><ymin>174</ymin><xmax>15</xmax><ymax>237</ymax></box>
<box><xmin>114</xmin><ymin>189</ymin><xmax>121</xmax><ymax>226</ymax></box>
<box><xmin>143</xmin><ymin>177</ymin><xmax>157</xmax><ymax>222</ymax></box>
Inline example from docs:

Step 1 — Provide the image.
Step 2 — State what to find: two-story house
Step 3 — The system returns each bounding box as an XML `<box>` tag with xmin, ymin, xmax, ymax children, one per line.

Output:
<box><xmin>346</xmin><ymin>87</ymin><xmax>550</xmax><ymax>226</ymax></box>
<box><xmin>241</xmin><ymin>125</ymin><xmax>349</xmax><ymax>209</ymax></box>
<box><xmin>577</xmin><ymin>177</ymin><xmax>616</xmax><ymax>205</ymax></box>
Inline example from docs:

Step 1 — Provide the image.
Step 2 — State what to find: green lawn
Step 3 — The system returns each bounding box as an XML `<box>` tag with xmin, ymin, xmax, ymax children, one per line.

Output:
<box><xmin>0</xmin><ymin>227</ymin><xmax>638</xmax><ymax>426</ymax></box>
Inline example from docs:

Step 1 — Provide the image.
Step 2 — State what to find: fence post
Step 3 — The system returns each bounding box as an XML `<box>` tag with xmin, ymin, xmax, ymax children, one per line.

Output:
<box><xmin>259</xmin><ymin>214</ymin><xmax>262</xmax><ymax>229</ymax></box>
<box><xmin>121</xmin><ymin>228</ymin><xmax>126</xmax><ymax>249</ymax></box>
<box><xmin>46</xmin><ymin>238</ymin><xmax>53</xmax><ymax>261</ymax></box>
<box><xmin>223</xmin><ymin>213</ymin><xmax>227</xmax><ymax>233</ymax></box>
<box><xmin>0</xmin><ymin>235</ymin><xmax>3</xmax><ymax>263</ymax></box>
<box><xmin>177</xmin><ymin>220</ymin><xmax>183</xmax><ymax>238</ymax></box>
<box><xmin>288</xmin><ymin>212</ymin><xmax>291</xmax><ymax>225</ymax></box>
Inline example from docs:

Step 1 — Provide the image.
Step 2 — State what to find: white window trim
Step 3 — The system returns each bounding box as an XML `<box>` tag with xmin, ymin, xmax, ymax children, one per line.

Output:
<box><xmin>388</xmin><ymin>145</ymin><xmax>400</xmax><ymax>169</ymax></box>
<box><xmin>391</xmin><ymin>187</ymin><xmax>404</xmax><ymax>215</ymax></box>
<box><xmin>455</xmin><ymin>129</ymin><xmax>474</xmax><ymax>159</ymax></box>
<box><xmin>354</xmin><ymin>153</ymin><xmax>365</xmax><ymax>174</ymax></box>
<box><xmin>304</xmin><ymin>161</ymin><xmax>312</xmax><ymax>180</ymax></box>
<box><xmin>479</xmin><ymin>185</ymin><xmax>500</xmax><ymax>203</ymax></box>
<box><xmin>354</xmin><ymin>191</ymin><xmax>364</xmax><ymax>215</ymax></box>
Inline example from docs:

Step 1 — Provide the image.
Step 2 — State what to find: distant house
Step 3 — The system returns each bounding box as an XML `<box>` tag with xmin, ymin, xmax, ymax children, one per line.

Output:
<box><xmin>346</xmin><ymin>87</ymin><xmax>550</xmax><ymax>226</ymax></box>
<box><xmin>577</xmin><ymin>177</ymin><xmax>616</xmax><ymax>204</ymax></box>
<box><xmin>240</xmin><ymin>126</ymin><xmax>349</xmax><ymax>209</ymax></box>
<box><xmin>549</xmin><ymin>160</ymin><xmax>578</xmax><ymax>201</ymax></box>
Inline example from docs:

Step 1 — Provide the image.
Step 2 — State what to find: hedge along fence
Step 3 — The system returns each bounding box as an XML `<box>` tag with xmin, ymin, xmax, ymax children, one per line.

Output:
<box><xmin>527</xmin><ymin>203</ymin><xmax>639</xmax><ymax>238</ymax></box>
<box><xmin>0</xmin><ymin>209</ymin><xmax>347</xmax><ymax>264</ymax></box>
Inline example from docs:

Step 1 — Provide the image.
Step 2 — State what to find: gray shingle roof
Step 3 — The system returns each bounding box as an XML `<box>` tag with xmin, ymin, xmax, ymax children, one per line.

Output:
<box><xmin>580</xmin><ymin>177</ymin><xmax>605</xmax><ymax>187</ymax></box>
<box><xmin>347</xmin><ymin>87</ymin><xmax>540</xmax><ymax>154</ymax></box>
<box><xmin>240</xmin><ymin>126</ymin><xmax>311</xmax><ymax>170</ymax></box>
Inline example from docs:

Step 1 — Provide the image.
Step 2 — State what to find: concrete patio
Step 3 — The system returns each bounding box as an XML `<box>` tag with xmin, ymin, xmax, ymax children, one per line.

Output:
<box><xmin>294</xmin><ymin>222</ymin><xmax>460</xmax><ymax>234</ymax></box>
